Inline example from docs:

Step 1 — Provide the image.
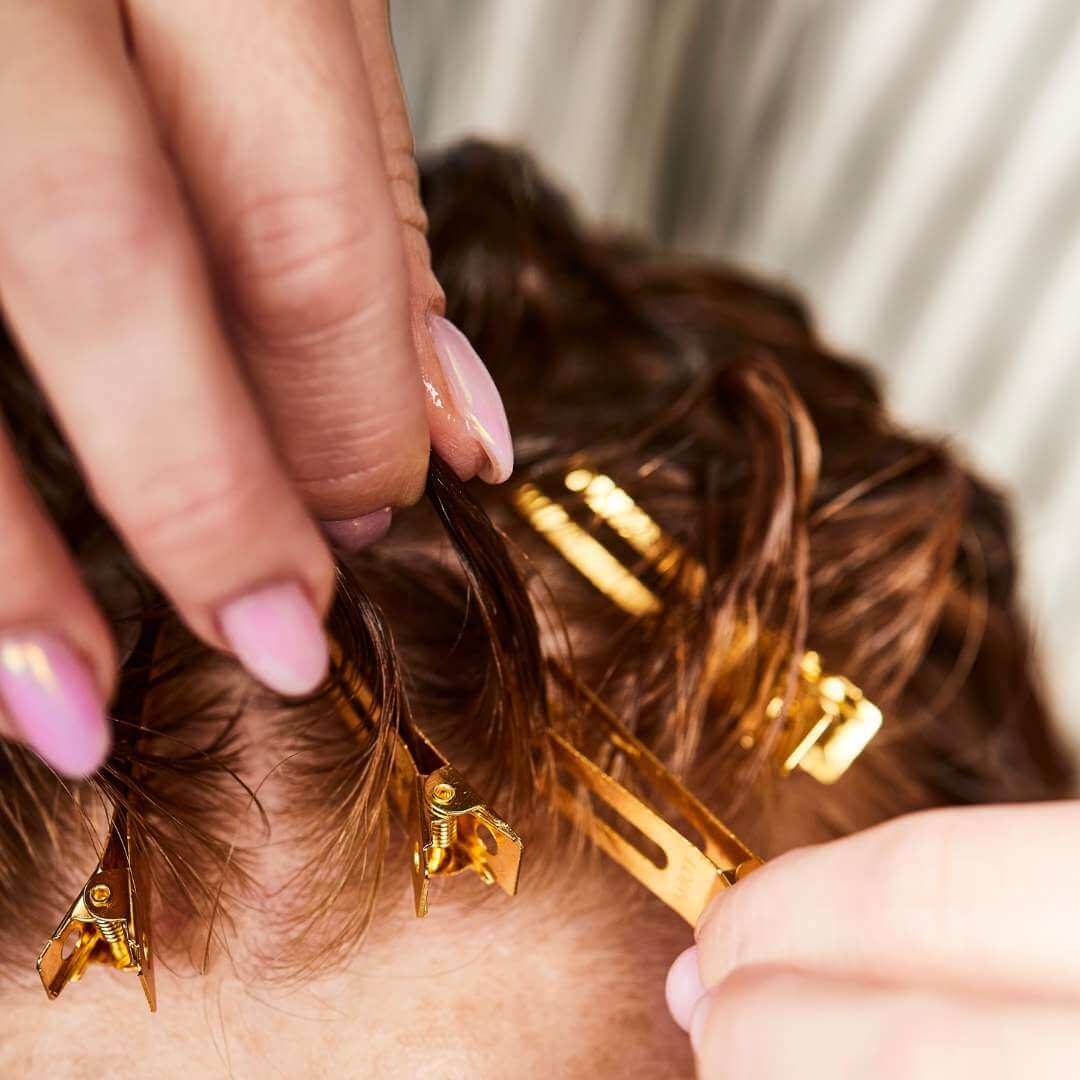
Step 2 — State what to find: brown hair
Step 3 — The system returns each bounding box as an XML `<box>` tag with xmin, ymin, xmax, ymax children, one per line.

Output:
<box><xmin>0</xmin><ymin>140</ymin><xmax>1069</xmax><ymax>979</ymax></box>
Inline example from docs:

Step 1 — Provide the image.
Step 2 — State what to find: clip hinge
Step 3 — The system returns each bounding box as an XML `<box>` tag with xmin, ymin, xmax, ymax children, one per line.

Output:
<box><xmin>37</xmin><ymin>804</ymin><xmax>156</xmax><ymax>1012</ymax></box>
<box><xmin>550</xmin><ymin>671</ymin><xmax>761</xmax><ymax>925</ymax></box>
<box><xmin>334</xmin><ymin>649</ymin><xmax>523</xmax><ymax>917</ymax></box>
<box><xmin>407</xmin><ymin>762</ymin><xmax>523</xmax><ymax>918</ymax></box>
<box><xmin>776</xmin><ymin>652</ymin><xmax>883</xmax><ymax>784</ymax></box>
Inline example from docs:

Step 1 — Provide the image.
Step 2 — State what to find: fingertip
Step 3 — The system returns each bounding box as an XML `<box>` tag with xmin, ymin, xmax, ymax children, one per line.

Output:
<box><xmin>0</xmin><ymin>630</ymin><xmax>112</xmax><ymax>778</ymax></box>
<box><xmin>666</xmin><ymin>946</ymin><xmax>707</xmax><ymax>1033</ymax></box>
<box><xmin>425</xmin><ymin>314</ymin><xmax>514</xmax><ymax>485</ymax></box>
<box><xmin>690</xmin><ymin>992</ymin><xmax>713</xmax><ymax>1057</ymax></box>
<box><xmin>695</xmin><ymin>881</ymin><xmax>734</xmax><ymax>945</ymax></box>
<box><xmin>321</xmin><ymin>506</ymin><xmax>393</xmax><ymax>553</ymax></box>
<box><xmin>217</xmin><ymin>580</ymin><xmax>329</xmax><ymax>697</ymax></box>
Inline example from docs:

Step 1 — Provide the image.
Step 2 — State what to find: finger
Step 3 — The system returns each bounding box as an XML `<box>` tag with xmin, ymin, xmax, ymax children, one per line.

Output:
<box><xmin>127</xmin><ymin>0</ymin><xmax>432</xmax><ymax>540</ymax></box>
<box><xmin>695</xmin><ymin>803</ymin><xmax>1080</xmax><ymax>998</ymax></box>
<box><xmin>692</xmin><ymin>967</ymin><xmax>1080</xmax><ymax>1080</ymax></box>
<box><xmin>0</xmin><ymin>3</ymin><xmax>333</xmax><ymax>695</ymax></box>
<box><xmin>0</xmin><ymin>421</ymin><xmax>112</xmax><ymax>776</ymax></box>
<box><xmin>349</xmin><ymin>0</ymin><xmax>514</xmax><ymax>490</ymax></box>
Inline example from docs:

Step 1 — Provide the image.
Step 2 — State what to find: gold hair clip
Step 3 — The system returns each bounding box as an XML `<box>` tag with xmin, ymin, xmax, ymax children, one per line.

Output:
<box><xmin>37</xmin><ymin>623</ymin><xmax>159</xmax><ymax>1012</ymax></box>
<box><xmin>37</xmin><ymin>797</ymin><xmax>156</xmax><ymax>1012</ymax></box>
<box><xmin>334</xmin><ymin>652</ymin><xmax>523</xmax><ymax>917</ymax></box>
<box><xmin>514</xmin><ymin>468</ymin><xmax>881</xmax><ymax>784</ymax></box>
<box><xmin>548</xmin><ymin>667</ymin><xmax>761</xmax><ymax>924</ymax></box>
<box><xmin>773</xmin><ymin>650</ymin><xmax>882</xmax><ymax>784</ymax></box>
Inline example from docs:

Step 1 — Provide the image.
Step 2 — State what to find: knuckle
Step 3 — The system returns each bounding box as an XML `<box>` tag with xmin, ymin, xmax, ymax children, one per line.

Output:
<box><xmin>384</xmin><ymin>147</ymin><xmax>428</xmax><ymax>238</ymax></box>
<box><xmin>868</xmin><ymin>813</ymin><xmax>951</xmax><ymax>951</ymax></box>
<box><xmin>121</xmin><ymin>451</ymin><xmax>267</xmax><ymax>562</ymax></box>
<box><xmin>2</xmin><ymin>151</ymin><xmax>174</xmax><ymax>299</ymax></box>
<box><xmin>221</xmin><ymin>185</ymin><xmax>394</xmax><ymax>342</ymax></box>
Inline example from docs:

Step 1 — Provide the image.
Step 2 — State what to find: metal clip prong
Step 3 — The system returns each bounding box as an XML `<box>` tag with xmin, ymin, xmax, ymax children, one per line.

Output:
<box><xmin>334</xmin><ymin>651</ymin><xmax>523</xmax><ymax>917</ymax></box>
<box><xmin>776</xmin><ymin>652</ymin><xmax>883</xmax><ymax>784</ymax></box>
<box><xmin>550</xmin><ymin>673</ymin><xmax>761</xmax><ymax>925</ymax></box>
<box><xmin>37</xmin><ymin>800</ymin><xmax>156</xmax><ymax>1012</ymax></box>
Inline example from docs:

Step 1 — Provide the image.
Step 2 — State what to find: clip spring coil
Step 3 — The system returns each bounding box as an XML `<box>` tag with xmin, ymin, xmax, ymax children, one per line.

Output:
<box><xmin>333</xmin><ymin>646</ymin><xmax>523</xmax><ymax>917</ymax></box>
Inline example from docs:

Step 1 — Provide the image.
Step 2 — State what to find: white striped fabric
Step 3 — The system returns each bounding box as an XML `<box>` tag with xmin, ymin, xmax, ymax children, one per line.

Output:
<box><xmin>392</xmin><ymin>0</ymin><xmax>1080</xmax><ymax>746</ymax></box>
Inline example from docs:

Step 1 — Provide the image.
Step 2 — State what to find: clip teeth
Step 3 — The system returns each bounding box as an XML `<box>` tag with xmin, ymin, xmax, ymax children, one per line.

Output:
<box><xmin>37</xmin><ymin>804</ymin><xmax>156</xmax><ymax>1012</ymax></box>
<box><xmin>334</xmin><ymin>646</ymin><xmax>523</xmax><ymax>918</ymax></box>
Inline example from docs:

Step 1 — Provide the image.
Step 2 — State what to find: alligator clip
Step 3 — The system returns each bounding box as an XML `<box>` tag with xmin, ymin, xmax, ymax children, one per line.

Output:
<box><xmin>333</xmin><ymin>651</ymin><xmax>523</xmax><ymax>917</ymax></box>
<box><xmin>37</xmin><ymin>621</ymin><xmax>160</xmax><ymax>1010</ymax></box>
<box><xmin>37</xmin><ymin>797</ymin><xmax>156</xmax><ymax>1011</ymax></box>
<box><xmin>549</xmin><ymin>667</ymin><xmax>762</xmax><ymax>925</ymax></box>
<box><xmin>514</xmin><ymin>467</ymin><xmax>882</xmax><ymax>783</ymax></box>
<box><xmin>773</xmin><ymin>651</ymin><xmax>882</xmax><ymax>784</ymax></box>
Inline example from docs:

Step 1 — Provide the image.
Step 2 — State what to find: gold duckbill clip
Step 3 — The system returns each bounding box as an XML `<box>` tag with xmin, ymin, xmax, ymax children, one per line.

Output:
<box><xmin>37</xmin><ymin>623</ymin><xmax>160</xmax><ymax>1011</ymax></box>
<box><xmin>513</xmin><ymin>468</ymin><xmax>882</xmax><ymax>784</ymax></box>
<box><xmin>37</xmin><ymin>797</ymin><xmax>156</xmax><ymax>1011</ymax></box>
<box><xmin>333</xmin><ymin>650</ymin><xmax>523</xmax><ymax>917</ymax></box>
<box><xmin>773</xmin><ymin>650</ymin><xmax>882</xmax><ymax>784</ymax></box>
<box><xmin>549</xmin><ymin>667</ymin><xmax>762</xmax><ymax>925</ymax></box>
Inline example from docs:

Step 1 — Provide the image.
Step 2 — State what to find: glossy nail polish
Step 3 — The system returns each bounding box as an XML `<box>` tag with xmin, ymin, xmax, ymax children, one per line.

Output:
<box><xmin>0</xmin><ymin>631</ymin><xmax>110</xmax><ymax>777</ymax></box>
<box><xmin>321</xmin><ymin>506</ymin><xmax>392</xmax><ymax>553</ymax></box>
<box><xmin>427</xmin><ymin>314</ymin><xmax>514</xmax><ymax>483</ymax></box>
<box><xmin>218</xmin><ymin>581</ymin><xmax>329</xmax><ymax>696</ymax></box>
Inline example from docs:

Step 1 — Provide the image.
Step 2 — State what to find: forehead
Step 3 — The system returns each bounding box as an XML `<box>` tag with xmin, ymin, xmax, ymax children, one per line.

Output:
<box><xmin>3</xmin><ymin>864</ymin><xmax>692</xmax><ymax>1079</ymax></box>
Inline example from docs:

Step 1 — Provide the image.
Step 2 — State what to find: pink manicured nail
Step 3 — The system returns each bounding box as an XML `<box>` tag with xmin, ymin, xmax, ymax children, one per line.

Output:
<box><xmin>321</xmin><ymin>507</ymin><xmax>392</xmax><ymax>553</ymax></box>
<box><xmin>0</xmin><ymin>631</ymin><xmax>111</xmax><ymax>777</ymax></box>
<box><xmin>666</xmin><ymin>946</ymin><xmax>706</xmax><ymax>1033</ymax></box>
<box><xmin>218</xmin><ymin>581</ymin><xmax>329</xmax><ymax>696</ymax></box>
<box><xmin>427</xmin><ymin>314</ymin><xmax>514</xmax><ymax>484</ymax></box>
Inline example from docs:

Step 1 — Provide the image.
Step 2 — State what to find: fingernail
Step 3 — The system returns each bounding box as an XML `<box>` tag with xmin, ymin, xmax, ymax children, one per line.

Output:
<box><xmin>321</xmin><ymin>507</ymin><xmax>392</xmax><ymax>553</ymax></box>
<box><xmin>0</xmin><ymin>632</ymin><xmax>111</xmax><ymax>777</ymax></box>
<box><xmin>218</xmin><ymin>581</ymin><xmax>329</xmax><ymax>696</ymax></box>
<box><xmin>426</xmin><ymin>314</ymin><xmax>513</xmax><ymax>484</ymax></box>
<box><xmin>666</xmin><ymin>946</ymin><xmax>706</xmax><ymax>1033</ymax></box>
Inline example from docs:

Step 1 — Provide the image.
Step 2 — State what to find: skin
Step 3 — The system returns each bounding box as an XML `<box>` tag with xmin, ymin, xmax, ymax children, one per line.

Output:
<box><xmin>0</xmin><ymin>1</ymin><xmax>489</xmax><ymax>755</ymax></box>
<box><xmin>0</xmin><ymin>890</ymin><xmax>691</xmax><ymax>1079</ymax></box>
<box><xmin>3</xmin><ymin>7</ymin><xmax>1074</xmax><ymax>1074</ymax></box>
<box><xmin>0</xmin><ymin>703</ymin><xmax>693</xmax><ymax>1079</ymax></box>
<box><xmin>680</xmin><ymin>800</ymin><xmax>1080</xmax><ymax>1078</ymax></box>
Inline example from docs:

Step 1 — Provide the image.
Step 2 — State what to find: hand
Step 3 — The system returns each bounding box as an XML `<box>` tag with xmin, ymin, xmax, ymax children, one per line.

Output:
<box><xmin>0</xmin><ymin>2</ymin><xmax>511</xmax><ymax>777</ymax></box>
<box><xmin>667</xmin><ymin>801</ymin><xmax>1080</xmax><ymax>1078</ymax></box>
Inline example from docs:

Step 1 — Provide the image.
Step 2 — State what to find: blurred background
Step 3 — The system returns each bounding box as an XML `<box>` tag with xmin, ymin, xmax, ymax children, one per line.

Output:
<box><xmin>391</xmin><ymin>0</ymin><xmax>1080</xmax><ymax>747</ymax></box>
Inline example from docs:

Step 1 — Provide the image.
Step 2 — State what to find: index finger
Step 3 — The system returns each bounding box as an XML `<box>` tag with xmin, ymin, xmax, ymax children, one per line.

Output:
<box><xmin>695</xmin><ymin>802</ymin><xmax>1080</xmax><ymax>998</ymax></box>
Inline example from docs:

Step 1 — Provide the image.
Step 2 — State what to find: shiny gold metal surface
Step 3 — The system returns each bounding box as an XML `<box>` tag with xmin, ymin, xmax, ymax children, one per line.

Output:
<box><xmin>550</xmin><ymin>668</ymin><xmax>761</xmax><ymax>925</ymax></box>
<box><xmin>514</xmin><ymin>468</ymin><xmax>882</xmax><ymax>783</ymax></box>
<box><xmin>36</xmin><ymin>799</ymin><xmax>156</xmax><ymax>1012</ymax></box>
<box><xmin>36</xmin><ymin>625</ymin><xmax>160</xmax><ymax>1011</ymax></box>
<box><xmin>775</xmin><ymin>652</ymin><xmax>883</xmax><ymax>784</ymax></box>
<box><xmin>513</xmin><ymin>482</ymin><xmax>662</xmax><ymax>616</ymax></box>
<box><xmin>334</xmin><ymin>651</ymin><xmax>523</xmax><ymax>917</ymax></box>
